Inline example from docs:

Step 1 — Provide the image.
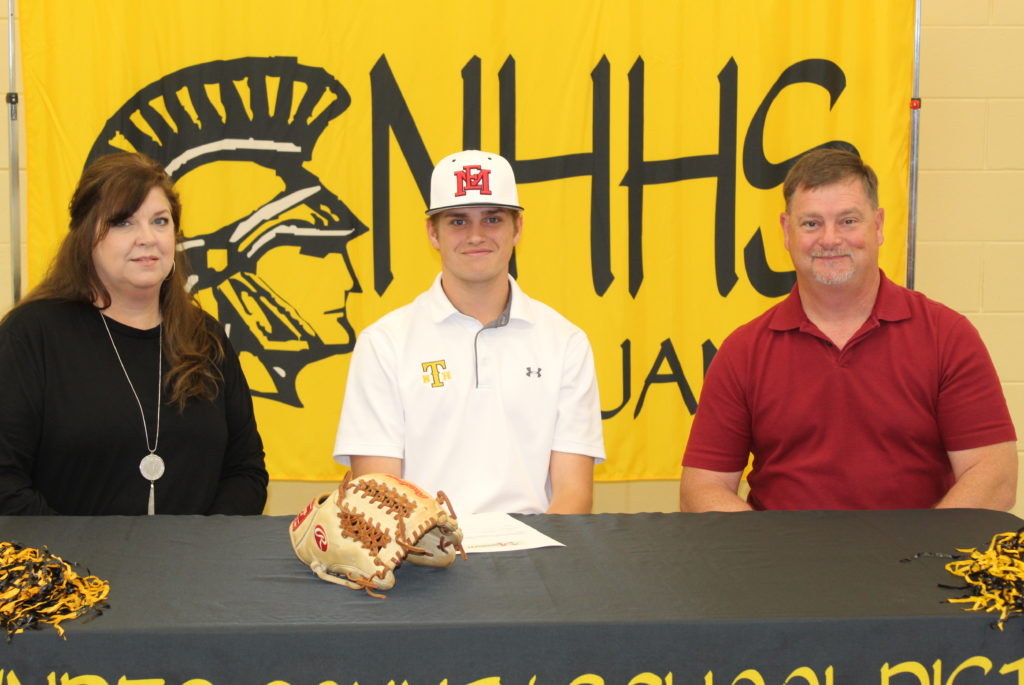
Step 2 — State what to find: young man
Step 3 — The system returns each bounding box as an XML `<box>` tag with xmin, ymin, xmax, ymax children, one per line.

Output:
<box><xmin>680</xmin><ymin>148</ymin><xmax>1017</xmax><ymax>511</ymax></box>
<box><xmin>334</xmin><ymin>150</ymin><xmax>605</xmax><ymax>514</ymax></box>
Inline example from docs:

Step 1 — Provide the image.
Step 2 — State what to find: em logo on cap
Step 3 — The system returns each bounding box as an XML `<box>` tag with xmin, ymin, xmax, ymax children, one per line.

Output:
<box><xmin>427</xmin><ymin>150</ymin><xmax>524</xmax><ymax>216</ymax></box>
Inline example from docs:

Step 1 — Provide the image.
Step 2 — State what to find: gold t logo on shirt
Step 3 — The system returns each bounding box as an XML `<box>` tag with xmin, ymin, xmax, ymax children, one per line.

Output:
<box><xmin>422</xmin><ymin>360</ymin><xmax>451</xmax><ymax>388</ymax></box>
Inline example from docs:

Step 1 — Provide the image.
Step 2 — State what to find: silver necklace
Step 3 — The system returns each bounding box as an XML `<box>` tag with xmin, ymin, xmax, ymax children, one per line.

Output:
<box><xmin>99</xmin><ymin>312</ymin><xmax>164</xmax><ymax>515</ymax></box>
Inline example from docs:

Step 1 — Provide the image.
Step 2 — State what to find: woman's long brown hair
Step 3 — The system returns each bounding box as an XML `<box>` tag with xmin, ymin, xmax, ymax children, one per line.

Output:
<box><xmin>5</xmin><ymin>152</ymin><xmax>224</xmax><ymax>408</ymax></box>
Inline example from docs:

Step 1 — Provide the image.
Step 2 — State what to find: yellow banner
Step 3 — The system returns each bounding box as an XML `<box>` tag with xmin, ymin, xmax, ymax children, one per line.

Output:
<box><xmin>21</xmin><ymin>1</ymin><xmax>913</xmax><ymax>481</ymax></box>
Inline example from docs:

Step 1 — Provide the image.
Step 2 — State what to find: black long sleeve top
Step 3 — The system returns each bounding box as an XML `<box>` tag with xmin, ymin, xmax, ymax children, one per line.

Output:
<box><xmin>0</xmin><ymin>299</ymin><xmax>268</xmax><ymax>515</ymax></box>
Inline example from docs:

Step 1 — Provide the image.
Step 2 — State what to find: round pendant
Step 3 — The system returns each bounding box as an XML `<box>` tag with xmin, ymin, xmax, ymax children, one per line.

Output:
<box><xmin>139</xmin><ymin>453</ymin><xmax>165</xmax><ymax>482</ymax></box>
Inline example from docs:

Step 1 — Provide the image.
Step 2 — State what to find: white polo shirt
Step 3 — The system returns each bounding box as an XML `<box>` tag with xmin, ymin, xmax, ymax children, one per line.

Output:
<box><xmin>333</xmin><ymin>274</ymin><xmax>606</xmax><ymax>514</ymax></box>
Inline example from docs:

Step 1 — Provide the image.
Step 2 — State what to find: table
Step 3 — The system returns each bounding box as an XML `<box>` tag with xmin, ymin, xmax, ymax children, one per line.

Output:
<box><xmin>1</xmin><ymin>509</ymin><xmax>1022</xmax><ymax>685</ymax></box>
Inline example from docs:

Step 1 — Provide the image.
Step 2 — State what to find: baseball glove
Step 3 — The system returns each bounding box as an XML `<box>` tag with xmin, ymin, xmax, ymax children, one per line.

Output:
<box><xmin>289</xmin><ymin>472</ymin><xmax>466</xmax><ymax>597</ymax></box>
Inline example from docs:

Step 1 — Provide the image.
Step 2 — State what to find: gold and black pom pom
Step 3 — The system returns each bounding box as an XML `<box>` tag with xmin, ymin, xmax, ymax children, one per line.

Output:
<box><xmin>943</xmin><ymin>527</ymin><xmax>1024</xmax><ymax>630</ymax></box>
<box><xmin>0</xmin><ymin>541</ymin><xmax>110</xmax><ymax>641</ymax></box>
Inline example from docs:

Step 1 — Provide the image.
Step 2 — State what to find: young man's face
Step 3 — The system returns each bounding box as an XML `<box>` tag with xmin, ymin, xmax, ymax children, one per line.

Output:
<box><xmin>427</xmin><ymin>206</ymin><xmax>522</xmax><ymax>288</ymax></box>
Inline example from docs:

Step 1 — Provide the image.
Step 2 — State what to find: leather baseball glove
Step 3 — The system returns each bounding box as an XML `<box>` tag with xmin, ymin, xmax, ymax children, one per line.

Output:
<box><xmin>289</xmin><ymin>472</ymin><xmax>466</xmax><ymax>597</ymax></box>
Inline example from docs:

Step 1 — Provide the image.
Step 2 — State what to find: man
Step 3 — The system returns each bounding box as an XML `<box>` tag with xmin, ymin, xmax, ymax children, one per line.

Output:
<box><xmin>680</xmin><ymin>148</ymin><xmax>1016</xmax><ymax>511</ymax></box>
<box><xmin>334</xmin><ymin>150</ymin><xmax>605</xmax><ymax>514</ymax></box>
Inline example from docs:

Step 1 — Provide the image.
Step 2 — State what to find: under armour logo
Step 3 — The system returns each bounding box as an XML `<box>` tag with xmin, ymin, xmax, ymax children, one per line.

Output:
<box><xmin>453</xmin><ymin>165</ymin><xmax>492</xmax><ymax>197</ymax></box>
<box><xmin>422</xmin><ymin>360</ymin><xmax>451</xmax><ymax>388</ymax></box>
<box><xmin>526</xmin><ymin>367</ymin><xmax>542</xmax><ymax>378</ymax></box>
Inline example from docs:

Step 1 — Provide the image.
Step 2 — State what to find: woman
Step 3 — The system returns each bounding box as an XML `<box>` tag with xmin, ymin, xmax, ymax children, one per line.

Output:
<box><xmin>0</xmin><ymin>152</ymin><xmax>268</xmax><ymax>514</ymax></box>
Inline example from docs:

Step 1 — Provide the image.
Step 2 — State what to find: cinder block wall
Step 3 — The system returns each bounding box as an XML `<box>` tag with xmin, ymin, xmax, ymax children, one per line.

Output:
<box><xmin>916</xmin><ymin>0</ymin><xmax>1024</xmax><ymax>518</ymax></box>
<box><xmin>2</xmin><ymin>2</ymin><xmax>1021</xmax><ymax>516</ymax></box>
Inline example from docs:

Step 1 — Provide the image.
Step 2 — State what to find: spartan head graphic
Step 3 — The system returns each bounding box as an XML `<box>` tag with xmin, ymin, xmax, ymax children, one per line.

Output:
<box><xmin>86</xmin><ymin>57</ymin><xmax>369</xmax><ymax>407</ymax></box>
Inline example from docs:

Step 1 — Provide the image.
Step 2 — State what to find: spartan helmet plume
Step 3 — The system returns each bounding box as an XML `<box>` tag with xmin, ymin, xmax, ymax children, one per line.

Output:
<box><xmin>86</xmin><ymin>57</ymin><xmax>369</xmax><ymax>407</ymax></box>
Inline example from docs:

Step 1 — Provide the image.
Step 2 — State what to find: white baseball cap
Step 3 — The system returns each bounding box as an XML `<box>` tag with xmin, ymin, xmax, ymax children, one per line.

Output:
<box><xmin>426</xmin><ymin>150</ymin><xmax>523</xmax><ymax>216</ymax></box>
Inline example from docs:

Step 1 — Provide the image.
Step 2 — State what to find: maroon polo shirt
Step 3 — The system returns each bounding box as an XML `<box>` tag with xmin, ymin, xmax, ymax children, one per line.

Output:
<box><xmin>683</xmin><ymin>271</ymin><xmax>1015</xmax><ymax>510</ymax></box>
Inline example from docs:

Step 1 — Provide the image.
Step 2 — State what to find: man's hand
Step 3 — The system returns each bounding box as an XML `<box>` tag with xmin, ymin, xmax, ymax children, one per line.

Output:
<box><xmin>679</xmin><ymin>466</ymin><xmax>752</xmax><ymax>512</ymax></box>
<box><xmin>937</xmin><ymin>441</ymin><xmax>1017</xmax><ymax>511</ymax></box>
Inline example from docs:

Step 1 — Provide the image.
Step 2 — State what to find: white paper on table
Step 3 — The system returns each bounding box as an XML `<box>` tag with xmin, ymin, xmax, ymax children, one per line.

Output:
<box><xmin>457</xmin><ymin>512</ymin><xmax>565</xmax><ymax>553</ymax></box>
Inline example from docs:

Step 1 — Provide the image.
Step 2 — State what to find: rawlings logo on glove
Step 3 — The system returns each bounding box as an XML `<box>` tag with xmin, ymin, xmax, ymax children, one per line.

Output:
<box><xmin>289</xmin><ymin>472</ymin><xmax>467</xmax><ymax>597</ymax></box>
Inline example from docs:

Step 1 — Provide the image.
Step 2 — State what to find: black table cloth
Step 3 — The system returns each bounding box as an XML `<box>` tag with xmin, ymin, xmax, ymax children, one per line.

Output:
<box><xmin>1</xmin><ymin>509</ymin><xmax>1022</xmax><ymax>684</ymax></box>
